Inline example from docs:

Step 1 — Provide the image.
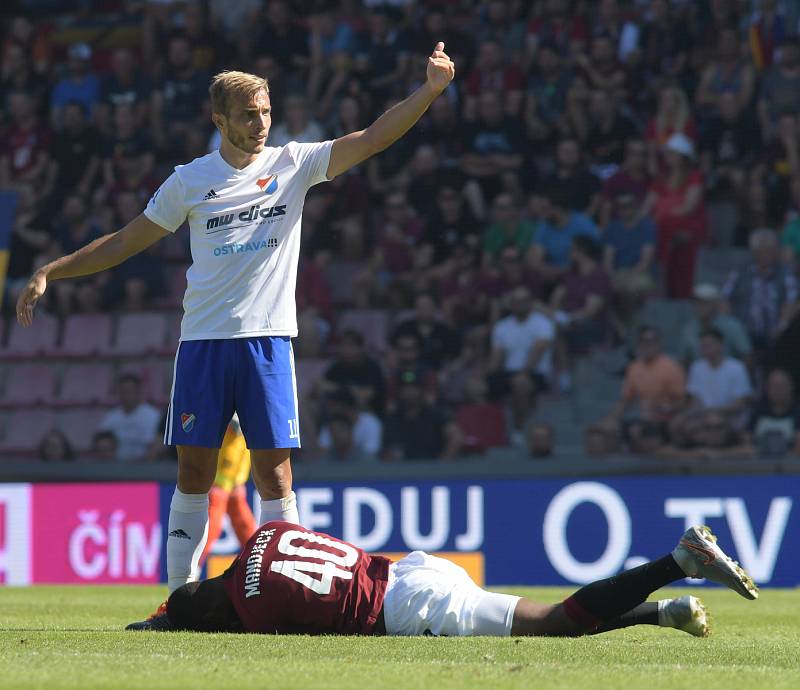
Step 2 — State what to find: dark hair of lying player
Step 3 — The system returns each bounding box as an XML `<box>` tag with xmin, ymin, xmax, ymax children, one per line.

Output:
<box><xmin>166</xmin><ymin>576</ymin><xmax>244</xmax><ymax>632</ymax></box>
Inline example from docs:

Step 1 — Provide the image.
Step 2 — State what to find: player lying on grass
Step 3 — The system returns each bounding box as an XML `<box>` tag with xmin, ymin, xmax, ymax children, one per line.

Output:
<box><xmin>130</xmin><ymin>521</ymin><xmax>758</xmax><ymax>637</ymax></box>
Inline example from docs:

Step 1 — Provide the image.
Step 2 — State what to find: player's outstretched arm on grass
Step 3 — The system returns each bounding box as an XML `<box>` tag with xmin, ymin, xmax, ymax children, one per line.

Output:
<box><xmin>15</xmin><ymin>213</ymin><xmax>169</xmax><ymax>327</ymax></box>
<box><xmin>326</xmin><ymin>41</ymin><xmax>455</xmax><ymax>179</ymax></box>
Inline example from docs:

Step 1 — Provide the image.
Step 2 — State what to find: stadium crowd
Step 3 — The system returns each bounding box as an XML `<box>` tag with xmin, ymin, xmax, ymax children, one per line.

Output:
<box><xmin>3</xmin><ymin>0</ymin><xmax>800</xmax><ymax>464</ymax></box>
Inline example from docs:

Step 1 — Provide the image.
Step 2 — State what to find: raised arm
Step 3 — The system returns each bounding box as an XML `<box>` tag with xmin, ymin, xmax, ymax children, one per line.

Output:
<box><xmin>15</xmin><ymin>213</ymin><xmax>169</xmax><ymax>326</ymax></box>
<box><xmin>326</xmin><ymin>42</ymin><xmax>455</xmax><ymax>180</ymax></box>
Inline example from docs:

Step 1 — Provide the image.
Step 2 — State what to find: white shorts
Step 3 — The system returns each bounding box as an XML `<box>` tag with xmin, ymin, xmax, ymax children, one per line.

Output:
<box><xmin>382</xmin><ymin>551</ymin><xmax>520</xmax><ymax>637</ymax></box>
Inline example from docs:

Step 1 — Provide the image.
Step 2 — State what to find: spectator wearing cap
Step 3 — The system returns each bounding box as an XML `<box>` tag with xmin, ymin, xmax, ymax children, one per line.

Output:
<box><xmin>528</xmin><ymin>185</ymin><xmax>599</xmax><ymax>284</ymax></box>
<box><xmin>540</xmin><ymin>137</ymin><xmax>602</xmax><ymax>216</ymax></box>
<box><xmin>603</xmin><ymin>190</ymin><xmax>656</xmax><ymax>300</ymax></box>
<box><xmin>98</xmin><ymin>373</ymin><xmax>161</xmax><ymax>463</ymax></box>
<box><xmin>317</xmin><ymin>388</ymin><xmax>382</xmax><ymax>461</ymax></box>
<box><xmin>677</xmin><ymin>283</ymin><xmax>752</xmax><ymax>367</ymax></box>
<box><xmin>383</xmin><ymin>370</ymin><xmax>462</xmax><ymax>461</ymax></box>
<box><xmin>50</xmin><ymin>43</ymin><xmax>100</xmax><ymax>129</ymax></box>
<box><xmin>723</xmin><ymin>228</ymin><xmax>798</xmax><ymax>353</ymax></box>
<box><xmin>641</xmin><ymin>132</ymin><xmax>708</xmax><ymax>299</ymax></box>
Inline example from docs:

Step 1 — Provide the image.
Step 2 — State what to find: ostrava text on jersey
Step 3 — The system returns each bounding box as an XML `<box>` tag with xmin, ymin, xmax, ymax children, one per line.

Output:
<box><xmin>223</xmin><ymin>521</ymin><xmax>391</xmax><ymax>635</ymax></box>
<box><xmin>144</xmin><ymin>141</ymin><xmax>333</xmax><ymax>341</ymax></box>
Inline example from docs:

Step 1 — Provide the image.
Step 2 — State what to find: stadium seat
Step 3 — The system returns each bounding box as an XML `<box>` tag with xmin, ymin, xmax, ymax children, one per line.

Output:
<box><xmin>294</xmin><ymin>358</ymin><xmax>330</xmax><ymax>401</ymax></box>
<box><xmin>338</xmin><ymin>310</ymin><xmax>389</xmax><ymax>354</ymax></box>
<box><xmin>160</xmin><ymin>311</ymin><xmax>183</xmax><ymax>355</ymax></box>
<box><xmin>55</xmin><ymin>363</ymin><xmax>114</xmax><ymax>407</ymax></box>
<box><xmin>120</xmin><ymin>361</ymin><xmax>171</xmax><ymax>406</ymax></box>
<box><xmin>105</xmin><ymin>312</ymin><xmax>167</xmax><ymax>356</ymax></box>
<box><xmin>0</xmin><ymin>364</ymin><xmax>57</xmax><ymax>408</ymax></box>
<box><xmin>56</xmin><ymin>314</ymin><xmax>113</xmax><ymax>357</ymax></box>
<box><xmin>57</xmin><ymin>407</ymin><xmax>108</xmax><ymax>453</ymax></box>
<box><xmin>1</xmin><ymin>312</ymin><xmax>59</xmax><ymax>359</ymax></box>
<box><xmin>0</xmin><ymin>408</ymin><xmax>56</xmax><ymax>453</ymax></box>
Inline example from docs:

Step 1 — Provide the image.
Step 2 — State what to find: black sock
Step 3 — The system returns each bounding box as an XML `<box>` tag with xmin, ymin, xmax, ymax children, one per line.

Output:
<box><xmin>563</xmin><ymin>554</ymin><xmax>685</xmax><ymax>629</ymax></box>
<box><xmin>589</xmin><ymin>602</ymin><xmax>660</xmax><ymax>634</ymax></box>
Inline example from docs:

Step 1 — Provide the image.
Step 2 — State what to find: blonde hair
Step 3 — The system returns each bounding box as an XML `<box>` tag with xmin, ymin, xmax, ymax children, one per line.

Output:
<box><xmin>209</xmin><ymin>71</ymin><xmax>269</xmax><ymax>116</ymax></box>
<box><xmin>656</xmin><ymin>85</ymin><xmax>690</xmax><ymax>139</ymax></box>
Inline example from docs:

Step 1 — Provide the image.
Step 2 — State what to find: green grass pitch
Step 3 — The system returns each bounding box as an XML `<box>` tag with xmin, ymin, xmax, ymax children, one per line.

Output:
<box><xmin>0</xmin><ymin>586</ymin><xmax>798</xmax><ymax>690</ymax></box>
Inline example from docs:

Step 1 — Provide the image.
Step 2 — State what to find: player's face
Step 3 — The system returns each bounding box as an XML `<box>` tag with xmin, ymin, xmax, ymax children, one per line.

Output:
<box><xmin>221</xmin><ymin>91</ymin><xmax>272</xmax><ymax>155</ymax></box>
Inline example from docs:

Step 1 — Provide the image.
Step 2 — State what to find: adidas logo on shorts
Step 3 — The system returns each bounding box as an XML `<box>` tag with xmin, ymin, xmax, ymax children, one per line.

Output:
<box><xmin>203</xmin><ymin>189</ymin><xmax>218</xmax><ymax>200</ymax></box>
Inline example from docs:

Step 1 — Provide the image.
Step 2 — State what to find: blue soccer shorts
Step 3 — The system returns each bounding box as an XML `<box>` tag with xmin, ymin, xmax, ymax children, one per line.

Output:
<box><xmin>164</xmin><ymin>336</ymin><xmax>301</xmax><ymax>449</ymax></box>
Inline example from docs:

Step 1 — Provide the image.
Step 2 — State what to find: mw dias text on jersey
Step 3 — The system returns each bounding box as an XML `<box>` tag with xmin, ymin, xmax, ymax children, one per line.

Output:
<box><xmin>145</xmin><ymin>140</ymin><xmax>333</xmax><ymax>449</ymax></box>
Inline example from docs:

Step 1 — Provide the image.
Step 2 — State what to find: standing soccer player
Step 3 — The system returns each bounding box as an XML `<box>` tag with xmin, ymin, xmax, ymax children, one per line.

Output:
<box><xmin>16</xmin><ymin>43</ymin><xmax>456</xmax><ymax>624</ymax></box>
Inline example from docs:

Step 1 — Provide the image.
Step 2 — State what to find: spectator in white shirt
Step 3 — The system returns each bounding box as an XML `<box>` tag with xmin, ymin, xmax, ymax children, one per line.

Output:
<box><xmin>488</xmin><ymin>286</ymin><xmax>556</xmax><ymax>441</ymax></box>
<box><xmin>671</xmin><ymin>328</ymin><xmax>753</xmax><ymax>446</ymax></box>
<box><xmin>98</xmin><ymin>373</ymin><xmax>161</xmax><ymax>462</ymax></box>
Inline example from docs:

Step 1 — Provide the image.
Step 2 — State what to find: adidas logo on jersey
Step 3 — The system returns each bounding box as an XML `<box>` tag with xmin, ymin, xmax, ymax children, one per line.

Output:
<box><xmin>203</xmin><ymin>189</ymin><xmax>218</xmax><ymax>200</ymax></box>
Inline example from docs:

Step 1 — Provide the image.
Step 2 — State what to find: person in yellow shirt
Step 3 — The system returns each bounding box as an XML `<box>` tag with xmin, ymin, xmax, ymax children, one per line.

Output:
<box><xmin>199</xmin><ymin>415</ymin><xmax>256</xmax><ymax>566</ymax></box>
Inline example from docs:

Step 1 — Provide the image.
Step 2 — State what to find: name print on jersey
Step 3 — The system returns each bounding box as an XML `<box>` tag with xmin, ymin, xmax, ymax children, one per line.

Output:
<box><xmin>243</xmin><ymin>527</ymin><xmax>276</xmax><ymax>598</ymax></box>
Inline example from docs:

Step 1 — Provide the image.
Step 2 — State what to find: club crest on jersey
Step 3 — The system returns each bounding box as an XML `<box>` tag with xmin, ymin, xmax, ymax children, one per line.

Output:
<box><xmin>181</xmin><ymin>413</ymin><xmax>196</xmax><ymax>432</ymax></box>
<box><xmin>256</xmin><ymin>174</ymin><xmax>278</xmax><ymax>195</ymax></box>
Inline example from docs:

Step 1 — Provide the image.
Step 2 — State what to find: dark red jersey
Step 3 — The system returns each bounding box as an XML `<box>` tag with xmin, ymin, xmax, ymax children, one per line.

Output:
<box><xmin>222</xmin><ymin>521</ymin><xmax>391</xmax><ymax>635</ymax></box>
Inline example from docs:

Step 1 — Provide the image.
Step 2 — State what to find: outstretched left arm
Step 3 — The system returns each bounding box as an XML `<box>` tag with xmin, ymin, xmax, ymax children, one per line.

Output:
<box><xmin>326</xmin><ymin>42</ymin><xmax>455</xmax><ymax>179</ymax></box>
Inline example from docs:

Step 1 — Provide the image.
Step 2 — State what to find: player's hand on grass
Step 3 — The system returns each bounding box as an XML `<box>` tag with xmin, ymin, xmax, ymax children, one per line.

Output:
<box><xmin>427</xmin><ymin>42</ymin><xmax>455</xmax><ymax>94</ymax></box>
<box><xmin>16</xmin><ymin>269</ymin><xmax>47</xmax><ymax>327</ymax></box>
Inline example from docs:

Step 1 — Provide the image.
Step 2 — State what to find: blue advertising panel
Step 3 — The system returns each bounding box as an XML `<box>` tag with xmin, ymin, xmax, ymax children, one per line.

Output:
<box><xmin>151</xmin><ymin>476</ymin><xmax>800</xmax><ymax>587</ymax></box>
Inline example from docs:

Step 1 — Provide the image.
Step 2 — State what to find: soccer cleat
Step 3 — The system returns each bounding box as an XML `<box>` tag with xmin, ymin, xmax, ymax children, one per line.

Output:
<box><xmin>125</xmin><ymin>601</ymin><xmax>173</xmax><ymax>631</ymax></box>
<box><xmin>659</xmin><ymin>595</ymin><xmax>710</xmax><ymax>637</ymax></box>
<box><xmin>672</xmin><ymin>526</ymin><xmax>759</xmax><ymax>600</ymax></box>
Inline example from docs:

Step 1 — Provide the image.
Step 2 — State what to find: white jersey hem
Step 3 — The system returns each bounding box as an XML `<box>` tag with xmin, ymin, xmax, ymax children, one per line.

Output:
<box><xmin>179</xmin><ymin>329</ymin><xmax>298</xmax><ymax>342</ymax></box>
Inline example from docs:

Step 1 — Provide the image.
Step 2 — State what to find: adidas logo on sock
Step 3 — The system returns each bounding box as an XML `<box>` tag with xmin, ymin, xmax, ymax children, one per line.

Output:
<box><xmin>168</xmin><ymin>528</ymin><xmax>191</xmax><ymax>539</ymax></box>
<box><xmin>203</xmin><ymin>189</ymin><xmax>218</xmax><ymax>200</ymax></box>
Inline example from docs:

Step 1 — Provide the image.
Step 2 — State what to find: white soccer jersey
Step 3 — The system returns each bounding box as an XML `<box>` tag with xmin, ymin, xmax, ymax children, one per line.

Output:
<box><xmin>144</xmin><ymin>140</ymin><xmax>333</xmax><ymax>341</ymax></box>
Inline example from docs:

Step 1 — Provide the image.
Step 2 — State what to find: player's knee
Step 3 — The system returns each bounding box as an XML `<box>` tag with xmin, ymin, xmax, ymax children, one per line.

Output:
<box><xmin>176</xmin><ymin>451</ymin><xmax>217</xmax><ymax>492</ymax></box>
<box><xmin>510</xmin><ymin>599</ymin><xmax>583</xmax><ymax>637</ymax></box>
<box><xmin>252</xmin><ymin>458</ymin><xmax>292</xmax><ymax>498</ymax></box>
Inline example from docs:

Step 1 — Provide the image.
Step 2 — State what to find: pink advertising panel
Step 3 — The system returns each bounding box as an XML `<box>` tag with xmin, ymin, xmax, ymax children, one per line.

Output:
<box><xmin>31</xmin><ymin>483</ymin><xmax>161</xmax><ymax>584</ymax></box>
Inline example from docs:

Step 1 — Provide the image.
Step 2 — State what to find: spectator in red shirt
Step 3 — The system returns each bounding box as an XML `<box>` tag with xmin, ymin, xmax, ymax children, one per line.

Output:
<box><xmin>464</xmin><ymin>39</ymin><xmax>525</xmax><ymax>119</ymax></box>
<box><xmin>600</xmin><ymin>138</ymin><xmax>650</xmax><ymax>226</ymax></box>
<box><xmin>550</xmin><ymin>234</ymin><xmax>613</xmax><ymax>359</ymax></box>
<box><xmin>642</xmin><ymin>133</ymin><xmax>708</xmax><ymax>299</ymax></box>
<box><xmin>0</xmin><ymin>90</ymin><xmax>54</xmax><ymax>202</ymax></box>
<box><xmin>646</xmin><ymin>84</ymin><xmax>697</xmax><ymax>175</ymax></box>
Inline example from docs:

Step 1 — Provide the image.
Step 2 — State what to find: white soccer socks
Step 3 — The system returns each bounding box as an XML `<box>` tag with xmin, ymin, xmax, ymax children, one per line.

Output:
<box><xmin>166</xmin><ymin>488</ymin><xmax>210</xmax><ymax>593</ymax></box>
<box><xmin>260</xmin><ymin>490</ymin><xmax>300</xmax><ymax>524</ymax></box>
